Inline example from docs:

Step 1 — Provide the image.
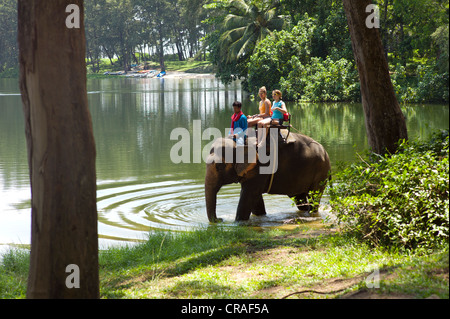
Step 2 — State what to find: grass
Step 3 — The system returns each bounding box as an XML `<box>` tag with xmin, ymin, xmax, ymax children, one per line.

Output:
<box><xmin>0</xmin><ymin>248</ymin><xmax>29</xmax><ymax>298</ymax></box>
<box><xmin>85</xmin><ymin>58</ymin><xmax>213</xmax><ymax>76</ymax></box>
<box><xmin>1</xmin><ymin>225</ymin><xmax>447</xmax><ymax>299</ymax></box>
<box><xmin>163</xmin><ymin>60</ymin><xmax>213</xmax><ymax>73</ymax></box>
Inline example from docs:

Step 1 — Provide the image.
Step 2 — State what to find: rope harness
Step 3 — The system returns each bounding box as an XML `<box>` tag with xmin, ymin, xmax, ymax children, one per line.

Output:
<box><xmin>266</xmin><ymin>132</ymin><xmax>278</xmax><ymax>193</ymax></box>
<box><xmin>263</xmin><ymin>117</ymin><xmax>302</xmax><ymax>194</ymax></box>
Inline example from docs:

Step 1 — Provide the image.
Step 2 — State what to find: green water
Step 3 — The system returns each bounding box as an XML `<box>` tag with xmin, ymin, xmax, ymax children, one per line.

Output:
<box><xmin>0</xmin><ymin>77</ymin><xmax>448</xmax><ymax>247</ymax></box>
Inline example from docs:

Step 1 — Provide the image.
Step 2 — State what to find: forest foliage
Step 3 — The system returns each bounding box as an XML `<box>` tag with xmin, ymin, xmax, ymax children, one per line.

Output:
<box><xmin>0</xmin><ymin>0</ymin><xmax>448</xmax><ymax>102</ymax></box>
<box><xmin>203</xmin><ymin>0</ymin><xmax>448</xmax><ymax>102</ymax></box>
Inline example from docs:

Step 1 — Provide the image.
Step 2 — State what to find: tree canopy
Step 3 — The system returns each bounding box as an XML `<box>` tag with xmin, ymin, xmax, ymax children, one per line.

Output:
<box><xmin>0</xmin><ymin>0</ymin><xmax>448</xmax><ymax>102</ymax></box>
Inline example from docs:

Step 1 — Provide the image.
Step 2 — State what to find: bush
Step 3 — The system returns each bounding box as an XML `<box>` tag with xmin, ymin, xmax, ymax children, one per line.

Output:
<box><xmin>0</xmin><ymin>67</ymin><xmax>19</xmax><ymax>78</ymax></box>
<box><xmin>246</xmin><ymin>15</ymin><xmax>316</xmax><ymax>95</ymax></box>
<box><xmin>416</xmin><ymin>68</ymin><xmax>449</xmax><ymax>103</ymax></box>
<box><xmin>328</xmin><ymin>130</ymin><xmax>449</xmax><ymax>250</ymax></box>
<box><xmin>280</xmin><ymin>56</ymin><xmax>360</xmax><ymax>102</ymax></box>
<box><xmin>391</xmin><ymin>63</ymin><xmax>449</xmax><ymax>103</ymax></box>
<box><xmin>246</xmin><ymin>15</ymin><xmax>360</xmax><ymax>102</ymax></box>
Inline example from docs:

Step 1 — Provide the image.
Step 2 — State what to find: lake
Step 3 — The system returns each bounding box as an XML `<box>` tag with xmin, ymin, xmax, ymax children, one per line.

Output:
<box><xmin>0</xmin><ymin>77</ymin><xmax>448</xmax><ymax>249</ymax></box>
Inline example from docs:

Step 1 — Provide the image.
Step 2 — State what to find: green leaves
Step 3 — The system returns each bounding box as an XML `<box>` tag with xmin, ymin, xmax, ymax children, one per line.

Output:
<box><xmin>328</xmin><ymin>130</ymin><xmax>449</xmax><ymax>250</ymax></box>
<box><xmin>217</xmin><ymin>0</ymin><xmax>286</xmax><ymax>62</ymax></box>
<box><xmin>246</xmin><ymin>15</ymin><xmax>316</xmax><ymax>95</ymax></box>
<box><xmin>204</xmin><ymin>0</ymin><xmax>287</xmax><ymax>84</ymax></box>
<box><xmin>246</xmin><ymin>14</ymin><xmax>359</xmax><ymax>101</ymax></box>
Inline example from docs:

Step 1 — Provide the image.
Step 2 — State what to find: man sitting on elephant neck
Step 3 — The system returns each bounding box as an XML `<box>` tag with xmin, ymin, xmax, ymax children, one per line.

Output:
<box><xmin>229</xmin><ymin>101</ymin><xmax>248</xmax><ymax>145</ymax></box>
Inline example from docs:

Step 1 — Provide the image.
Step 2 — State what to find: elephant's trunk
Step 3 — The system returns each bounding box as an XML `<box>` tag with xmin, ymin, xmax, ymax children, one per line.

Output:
<box><xmin>205</xmin><ymin>186</ymin><xmax>219</xmax><ymax>223</ymax></box>
<box><xmin>205</xmin><ymin>163</ymin><xmax>222</xmax><ymax>223</ymax></box>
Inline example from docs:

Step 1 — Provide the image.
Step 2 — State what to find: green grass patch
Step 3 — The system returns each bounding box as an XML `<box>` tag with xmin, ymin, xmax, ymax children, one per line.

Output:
<box><xmin>0</xmin><ymin>248</ymin><xmax>29</xmax><ymax>298</ymax></box>
<box><xmin>138</xmin><ymin>60</ymin><xmax>213</xmax><ymax>73</ymax></box>
<box><xmin>1</xmin><ymin>226</ymin><xmax>448</xmax><ymax>299</ymax></box>
<box><xmin>97</xmin><ymin>226</ymin><xmax>448</xmax><ymax>299</ymax></box>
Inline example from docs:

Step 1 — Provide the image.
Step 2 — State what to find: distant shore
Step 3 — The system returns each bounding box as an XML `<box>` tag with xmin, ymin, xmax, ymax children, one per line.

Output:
<box><xmin>86</xmin><ymin>70</ymin><xmax>216</xmax><ymax>80</ymax></box>
<box><xmin>160</xmin><ymin>71</ymin><xmax>215</xmax><ymax>79</ymax></box>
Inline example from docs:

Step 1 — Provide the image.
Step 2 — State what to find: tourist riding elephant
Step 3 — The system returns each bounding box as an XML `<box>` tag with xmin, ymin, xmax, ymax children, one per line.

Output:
<box><xmin>205</xmin><ymin>132</ymin><xmax>331</xmax><ymax>222</ymax></box>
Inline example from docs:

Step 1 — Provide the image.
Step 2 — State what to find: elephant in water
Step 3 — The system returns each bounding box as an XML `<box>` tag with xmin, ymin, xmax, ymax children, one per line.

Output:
<box><xmin>205</xmin><ymin>132</ymin><xmax>331</xmax><ymax>222</ymax></box>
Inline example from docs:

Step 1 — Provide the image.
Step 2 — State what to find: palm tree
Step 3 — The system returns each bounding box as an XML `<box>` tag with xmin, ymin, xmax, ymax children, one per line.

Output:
<box><xmin>218</xmin><ymin>0</ymin><xmax>287</xmax><ymax>63</ymax></box>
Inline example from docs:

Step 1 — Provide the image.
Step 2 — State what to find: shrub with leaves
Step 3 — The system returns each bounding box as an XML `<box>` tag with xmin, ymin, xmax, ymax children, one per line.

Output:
<box><xmin>246</xmin><ymin>15</ymin><xmax>360</xmax><ymax>102</ymax></box>
<box><xmin>328</xmin><ymin>130</ymin><xmax>449</xmax><ymax>250</ymax></box>
<box><xmin>280</xmin><ymin>56</ymin><xmax>360</xmax><ymax>102</ymax></box>
<box><xmin>246</xmin><ymin>15</ymin><xmax>316</xmax><ymax>95</ymax></box>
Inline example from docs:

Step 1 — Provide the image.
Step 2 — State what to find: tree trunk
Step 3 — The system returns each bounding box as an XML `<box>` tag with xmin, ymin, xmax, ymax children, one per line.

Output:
<box><xmin>343</xmin><ymin>0</ymin><xmax>408</xmax><ymax>155</ymax></box>
<box><xmin>18</xmin><ymin>0</ymin><xmax>99</xmax><ymax>298</ymax></box>
<box><xmin>158</xmin><ymin>23</ymin><xmax>166</xmax><ymax>72</ymax></box>
<box><xmin>103</xmin><ymin>45</ymin><xmax>115</xmax><ymax>65</ymax></box>
<box><xmin>175</xmin><ymin>35</ymin><xmax>185</xmax><ymax>61</ymax></box>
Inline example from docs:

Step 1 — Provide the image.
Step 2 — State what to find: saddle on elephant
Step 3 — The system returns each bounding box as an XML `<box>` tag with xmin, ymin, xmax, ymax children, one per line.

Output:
<box><xmin>268</xmin><ymin>112</ymin><xmax>294</xmax><ymax>144</ymax></box>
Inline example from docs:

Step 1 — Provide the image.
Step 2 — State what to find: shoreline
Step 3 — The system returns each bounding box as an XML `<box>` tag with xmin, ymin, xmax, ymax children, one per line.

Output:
<box><xmin>160</xmin><ymin>71</ymin><xmax>216</xmax><ymax>79</ymax></box>
<box><xmin>86</xmin><ymin>70</ymin><xmax>216</xmax><ymax>80</ymax></box>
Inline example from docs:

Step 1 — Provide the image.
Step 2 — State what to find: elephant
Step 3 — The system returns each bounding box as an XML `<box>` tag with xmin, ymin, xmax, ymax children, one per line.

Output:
<box><xmin>205</xmin><ymin>132</ymin><xmax>331</xmax><ymax>222</ymax></box>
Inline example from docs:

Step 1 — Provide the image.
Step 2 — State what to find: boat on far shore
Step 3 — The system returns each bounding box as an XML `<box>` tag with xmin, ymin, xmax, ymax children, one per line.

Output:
<box><xmin>156</xmin><ymin>71</ymin><xmax>166</xmax><ymax>78</ymax></box>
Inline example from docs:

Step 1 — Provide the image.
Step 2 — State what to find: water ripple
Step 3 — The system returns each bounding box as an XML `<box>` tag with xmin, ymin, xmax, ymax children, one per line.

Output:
<box><xmin>96</xmin><ymin>178</ymin><xmax>327</xmax><ymax>244</ymax></box>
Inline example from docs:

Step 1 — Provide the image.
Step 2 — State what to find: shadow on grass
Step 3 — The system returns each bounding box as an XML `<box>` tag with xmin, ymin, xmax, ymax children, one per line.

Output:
<box><xmin>98</xmin><ymin>226</ymin><xmax>333</xmax><ymax>297</ymax></box>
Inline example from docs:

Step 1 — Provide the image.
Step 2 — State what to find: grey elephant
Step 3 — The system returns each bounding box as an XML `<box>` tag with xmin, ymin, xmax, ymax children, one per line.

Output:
<box><xmin>205</xmin><ymin>132</ymin><xmax>331</xmax><ymax>222</ymax></box>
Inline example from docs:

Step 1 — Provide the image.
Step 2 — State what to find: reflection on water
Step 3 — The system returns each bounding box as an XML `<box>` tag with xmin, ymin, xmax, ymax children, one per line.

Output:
<box><xmin>0</xmin><ymin>77</ymin><xmax>448</xmax><ymax>247</ymax></box>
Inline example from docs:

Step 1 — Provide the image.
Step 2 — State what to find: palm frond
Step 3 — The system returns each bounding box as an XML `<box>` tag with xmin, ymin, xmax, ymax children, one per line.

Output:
<box><xmin>228</xmin><ymin>0</ymin><xmax>249</xmax><ymax>15</ymax></box>
<box><xmin>218</xmin><ymin>0</ymin><xmax>287</xmax><ymax>63</ymax></box>
<box><xmin>228</xmin><ymin>24</ymin><xmax>256</xmax><ymax>61</ymax></box>
<box><xmin>237</xmin><ymin>31</ymin><xmax>258</xmax><ymax>58</ymax></box>
<box><xmin>219</xmin><ymin>26</ymin><xmax>247</xmax><ymax>46</ymax></box>
<box><xmin>223</xmin><ymin>14</ymin><xmax>248</xmax><ymax>29</ymax></box>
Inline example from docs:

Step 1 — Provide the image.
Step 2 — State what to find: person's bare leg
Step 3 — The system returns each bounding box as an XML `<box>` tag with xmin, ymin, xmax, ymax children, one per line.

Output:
<box><xmin>257</xmin><ymin>118</ymin><xmax>271</xmax><ymax>147</ymax></box>
<box><xmin>248</xmin><ymin>116</ymin><xmax>261</xmax><ymax>127</ymax></box>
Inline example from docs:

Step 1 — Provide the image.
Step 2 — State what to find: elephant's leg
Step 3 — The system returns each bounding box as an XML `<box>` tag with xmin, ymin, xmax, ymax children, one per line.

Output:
<box><xmin>251</xmin><ymin>193</ymin><xmax>266</xmax><ymax>216</ymax></box>
<box><xmin>293</xmin><ymin>193</ymin><xmax>312</xmax><ymax>211</ymax></box>
<box><xmin>236</xmin><ymin>185</ymin><xmax>256</xmax><ymax>221</ymax></box>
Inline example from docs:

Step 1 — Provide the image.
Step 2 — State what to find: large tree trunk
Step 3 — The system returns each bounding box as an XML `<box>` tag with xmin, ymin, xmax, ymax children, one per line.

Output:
<box><xmin>343</xmin><ymin>0</ymin><xmax>408</xmax><ymax>155</ymax></box>
<box><xmin>18</xmin><ymin>0</ymin><xmax>99</xmax><ymax>298</ymax></box>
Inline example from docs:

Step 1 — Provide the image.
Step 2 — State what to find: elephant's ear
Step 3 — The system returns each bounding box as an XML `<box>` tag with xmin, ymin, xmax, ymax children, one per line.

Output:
<box><xmin>235</xmin><ymin>162</ymin><xmax>257</xmax><ymax>178</ymax></box>
<box><xmin>234</xmin><ymin>145</ymin><xmax>258</xmax><ymax>178</ymax></box>
<box><xmin>206</xmin><ymin>153</ymin><xmax>222</xmax><ymax>164</ymax></box>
